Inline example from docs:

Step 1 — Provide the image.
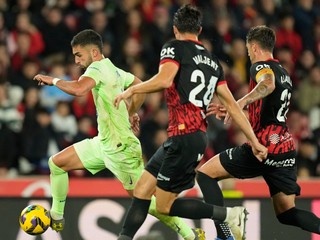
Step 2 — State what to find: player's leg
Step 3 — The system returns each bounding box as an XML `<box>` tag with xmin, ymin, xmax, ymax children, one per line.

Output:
<box><xmin>154</xmin><ymin>133</ymin><xmax>246</xmax><ymax>240</ymax></box>
<box><xmin>155</xmin><ymin>183</ymin><xmax>247</xmax><ymax>240</ymax></box>
<box><xmin>148</xmin><ymin>195</ymin><xmax>203</xmax><ymax>240</ymax></box>
<box><xmin>118</xmin><ymin>170</ymin><xmax>212</xmax><ymax>240</ymax></box>
<box><xmin>197</xmin><ymin>145</ymin><xmax>262</xmax><ymax>240</ymax></box>
<box><xmin>113</xmin><ymin>142</ymin><xmax>202</xmax><ymax>240</ymax></box>
<box><xmin>273</xmin><ymin>192</ymin><xmax>320</xmax><ymax>233</ymax></box>
<box><xmin>118</xmin><ymin>170</ymin><xmax>156</xmax><ymax>240</ymax></box>
<box><xmin>49</xmin><ymin>137</ymin><xmax>106</xmax><ymax>231</ymax></box>
<box><xmin>263</xmin><ymin>151</ymin><xmax>320</xmax><ymax>234</ymax></box>
<box><xmin>49</xmin><ymin>144</ymin><xmax>85</xmax><ymax>230</ymax></box>
<box><xmin>197</xmin><ymin>154</ymin><xmax>234</xmax><ymax>240</ymax></box>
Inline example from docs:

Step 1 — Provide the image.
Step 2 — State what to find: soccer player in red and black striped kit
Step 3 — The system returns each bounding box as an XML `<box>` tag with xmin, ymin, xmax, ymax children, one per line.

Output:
<box><xmin>114</xmin><ymin>4</ymin><xmax>267</xmax><ymax>240</ymax></box>
<box><xmin>198</xmin><ymin>25</ymin><xmax>320</xmax><ymax>237</ymax></box>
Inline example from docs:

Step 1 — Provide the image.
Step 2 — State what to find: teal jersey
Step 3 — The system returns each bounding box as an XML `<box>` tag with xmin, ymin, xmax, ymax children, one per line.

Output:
<box><xmin>82</xmin><ymin>58</ymin><xmax>139</xmax><ymax>151</ymax></box>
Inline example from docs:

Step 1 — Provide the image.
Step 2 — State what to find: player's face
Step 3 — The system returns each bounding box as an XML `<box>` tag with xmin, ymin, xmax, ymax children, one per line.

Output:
<box><xmin>72</xmin><ymin>45</ymin><xmax>93</xmax><ymax>70</ymax></box>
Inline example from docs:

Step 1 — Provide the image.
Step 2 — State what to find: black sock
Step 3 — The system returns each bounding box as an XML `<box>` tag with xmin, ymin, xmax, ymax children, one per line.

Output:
<box><xmin>169</xmin><ymin>198</ymin><xmax>226</xmax><ymax>221</ymax></box>
<box><xmin>119</xmin><ymin>197</ymin><xmax>151</xmax><ymax>238</ymax></box>
<box><xmin>197</xmin><ymin>172</ymin><xmax>232</xmax><ymax>239</ymax></box>
<box><xmin>197</xmin><ymin>172</ymin><xmax>224</xmax><ymax>205</ymax></box>
<box><xmin>277</xmin><ymin>207</ymin><xmax>320</xmax><ymax>233</ymax></box>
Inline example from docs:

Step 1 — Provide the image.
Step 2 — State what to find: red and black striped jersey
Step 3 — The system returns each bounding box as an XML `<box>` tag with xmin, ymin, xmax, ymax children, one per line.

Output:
<box><xmin>248</xmin><ymin>59</ymin><xmax>296</xmax><ymax>154</ymax></box>
<box><xmin>159</xmin><ymin>39</ymin><xmax>225</xmax><ymax>137</ymax></box>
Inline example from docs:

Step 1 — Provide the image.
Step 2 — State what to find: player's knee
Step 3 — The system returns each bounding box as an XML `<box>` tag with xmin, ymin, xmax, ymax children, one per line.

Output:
<box><xmin>156</xmin><ymin>203</ymin><xmax>170</xmax><ymax>215</ymax></box>
<box><xmin>276</xmin><ymin>207</ymin><xmax>296</xmax><ymax>225</ymax></box>
<box><xmin>48</xmin><ymin>157</ymin><xmax>66</xmax><ymax>175</ymax></box>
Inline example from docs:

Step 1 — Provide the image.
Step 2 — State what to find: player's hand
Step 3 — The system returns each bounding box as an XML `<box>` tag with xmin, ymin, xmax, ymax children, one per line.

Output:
<box><xmin>33</xmin><ymin>74</ymin><xmax>53</xmax><ymax>86</ymax></box>
<box><xmin>251</xmin><ymin>141</ymin><xmax>268</xmax><ymax>162</ymax></box>
<box><xmin>206</xmin><ymin>103</ymin><xmax>227</xmax><ymax>120</ymax></box>
<box><xmin>223</xmin><ymin>99</ymin><xmax>247</xmax><ymax>125</ymax></box>
<box><xmin>114</xmin><ymin>88</ymin><xmax>133</xmax><ymax>109</ymax></box>
<box><xmin>129</xmin><ymin>113</ymin><xmax>140</xmax><ymax>135</ymax></box>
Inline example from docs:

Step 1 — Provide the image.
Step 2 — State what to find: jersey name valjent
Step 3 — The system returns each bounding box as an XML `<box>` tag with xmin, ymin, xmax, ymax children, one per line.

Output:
<box><xmin>160</xmin><ymin>40</ymin><xmax>225</xmax><ymax>137</ymax></box>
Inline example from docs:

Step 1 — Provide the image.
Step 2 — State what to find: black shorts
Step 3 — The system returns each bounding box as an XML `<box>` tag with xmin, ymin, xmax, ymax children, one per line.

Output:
<box><xmin>220</xmin><ymin>144</ymin><xmax>301</xmax><ymax>197</ymax></box>
<box><xmin>145</xmin><ymin>131</ymin><xmax>207</xmax><ymax>193</ymax></box>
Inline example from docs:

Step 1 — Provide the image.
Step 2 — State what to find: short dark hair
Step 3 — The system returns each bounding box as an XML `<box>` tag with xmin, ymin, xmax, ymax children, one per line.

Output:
<box><xmin>173</xmin><ymin>4</ymin><xmax>202</xmax><ymax>34</ymax></box>
<box><xmin>71</xmin><ymin>29</ymin><xmax>103</xmax><ymax>52</ymax></box>
<box><xmin>246</xmin><ymin>25</ymin><xmax>276</xmax><ymax>52</ymax></box>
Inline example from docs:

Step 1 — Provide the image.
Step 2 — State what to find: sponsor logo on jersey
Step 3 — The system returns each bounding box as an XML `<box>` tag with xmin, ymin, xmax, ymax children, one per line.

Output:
<box><xmin>264</xmin><ymin>158</ymin><xmax>295</xmax><ymax>167</ymax></box>
<box><xmin>161</xmin><ymin>47</ymin><xmax>175</xmax><ymax>59</ymax></box>
<box><xmin>255</xmin><ymin>64</ymin><xmax>270</xmax><ymax>71</ymax></box>
<box><xmin>157</xmin><ymin>173</ymin><xmax>170</xmax><ymax>181</ymax></box>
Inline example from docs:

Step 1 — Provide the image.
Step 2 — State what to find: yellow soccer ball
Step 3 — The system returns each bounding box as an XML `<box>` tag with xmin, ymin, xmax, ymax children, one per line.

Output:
<box><xmin>19</xmin><ymin>204</ymin><xmax>51</xmax><ymax>235</ymax></box>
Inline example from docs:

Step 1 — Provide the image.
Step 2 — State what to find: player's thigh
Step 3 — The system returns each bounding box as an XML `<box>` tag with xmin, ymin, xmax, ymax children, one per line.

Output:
<box><xmin>52</xmin><ymin>145</ymin><xmax>84</xmax><ymax>171</ymax></box>
<box><xmin>219</xmin><ymin>144</ymin><xmax>264</xmax><ymax>179</ymax></box>
<box><xmin>198</xmin><ymin>153</ymin><xmax>232</xmax><ymax>179</ymax></box>
<box><xmin>263</xmin><ymin>151</ymin><xmax>300</xmax><ymax>197</ymax></box>
<box><xmin>73</xmin><ymin>137</ymin><xmax>106</xmax><ymax>174</ymax></box>
<box><xmin>157</xmin><ymin>131</ymin><xmax>207</xmax><ymax>193</ymax></box>
<box><xmin>272</xmin><ymin>192</ymin><xmax>296</xmax><ymax>215</ymax></box>
<box><xmin>134</xmin><ymin>170</ymin><xmax>157</xmax><ymax>199</ymax></box>
<box><xmin>107</xmin><ymin>141</ymin><xmax>144</xmax><ymax>191</ymax></box>
<box><xmin>155</xmin><ymin>186</ymin><xmax>179</xmax><ymax>214</ymax></box>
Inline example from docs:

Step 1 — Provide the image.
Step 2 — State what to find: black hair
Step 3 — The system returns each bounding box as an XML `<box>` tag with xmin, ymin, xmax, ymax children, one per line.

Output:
<box><xmin>71</xmin><ymin>29</ymin><xmax>103</xmax><ymax>52</ymax></box>
<box><xmin>246</xmin><ymin>25</ymin><xmax>276</xmax><ymax>52</ymax></box>
<box><xmin>173</xmin><ymin>4</ymin><xmax>202</xmax><ymax>34</ymax></box>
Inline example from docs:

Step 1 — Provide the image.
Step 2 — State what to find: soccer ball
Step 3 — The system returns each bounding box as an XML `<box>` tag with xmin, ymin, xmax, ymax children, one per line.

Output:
<box><xmin>19</xmin><ymin>204</ymin><xmax>51</xmax><ymax>235</ymax></box>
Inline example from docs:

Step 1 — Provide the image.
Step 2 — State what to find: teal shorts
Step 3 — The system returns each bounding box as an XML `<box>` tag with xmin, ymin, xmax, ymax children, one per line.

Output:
<box><xmin>74</xmin><ymin>136</ymin><xmax>144</xmax><ymax>190</ymax></box>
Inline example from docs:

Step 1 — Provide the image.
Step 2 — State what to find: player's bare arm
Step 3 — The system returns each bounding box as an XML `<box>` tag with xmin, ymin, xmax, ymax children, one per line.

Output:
<box><xmin>239</xmin><ymin>72</ymin><xmax>275</xmax><ymax>107</ymax></box>
<box><xmin>114</xmin><ymin>61</ymin><xmax>178</xmax><ymax>108</ymax></box>
<box><xmin>33</xmin><ymin>74</ymin><xmax>96</xmax><ymax>97</ymax></box>
<box><xmin>126</xmin><ymin>76</ymin><xmax>146</xmax><ymax>116</ymax></box>
<box><xmin>216</xmin><ymin>83</ymin><xmax>268</xmax><ymax>161</ymax></box>
<box><xmin>125</xmin><ymin>76</ymin><xmax>146</xmax><ymax>133</ymax></box>
<box><xmin>213</xmin><ymin>71</ymin><xmax>276</xmax><ymax>124</ymax></box>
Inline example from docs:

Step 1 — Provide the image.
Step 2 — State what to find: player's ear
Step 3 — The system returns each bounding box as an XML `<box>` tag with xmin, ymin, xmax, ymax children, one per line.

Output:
<box><xmin>91</xmin><ymin>48</ymin><xmax>99</xmax><ymax>58</ymax></box>
<box><xmin>198</xmin><ymin>26</ymin><xmax>202</xmax><ymax>35</ymax></box>
<box><xmin>173</xmin><ymin>25</ymin><xmax>178</xmax><ymax>36</ymax></box>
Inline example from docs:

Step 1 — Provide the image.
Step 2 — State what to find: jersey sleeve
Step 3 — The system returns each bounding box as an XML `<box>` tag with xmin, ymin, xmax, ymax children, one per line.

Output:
<box><xmin>115</xmin><ymin>67</ymin><xmax>135</xmax><ymax>89</ymax></box>
<box><xmin>159</xmin><ymin>40</ymin><xmax>181</xmax><ymax>66</ymax></box>
<box><xmin>82</xmin><ymin>61</ymin><xmax>102</xmax><ymax>85</ymax></box>
<box><xmin>251</xmin><ymin>62</ymin><xmax>275</xmax><ymax>83</ymax></box>
<box><xmin>216</xmin><ymin>60</ymin><xmax>226</xmax><ymax>86</ymax></box>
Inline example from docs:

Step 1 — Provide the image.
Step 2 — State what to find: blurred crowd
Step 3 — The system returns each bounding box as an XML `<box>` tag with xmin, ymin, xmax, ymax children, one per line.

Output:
<box><xmin>0</xmin><ymin>0</ymin><xmax>320</xmax><ymax>179</ymax></box>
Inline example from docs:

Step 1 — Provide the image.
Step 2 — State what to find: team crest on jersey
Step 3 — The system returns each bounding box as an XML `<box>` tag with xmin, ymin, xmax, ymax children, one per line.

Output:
<box><xmin>269</xmin><ymin>134</ymin><xmax>280</xmax><ymax>144</ymax></box>
<box><xmin>161</xmin><ymin>47</ymin><xmax>175</xmax><ymax>59</ymax></box>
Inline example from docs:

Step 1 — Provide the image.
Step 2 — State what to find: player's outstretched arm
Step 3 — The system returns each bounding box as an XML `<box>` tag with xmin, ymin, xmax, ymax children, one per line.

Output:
<box><xmin>33</xmin><ymin>74</ymin><xmax>96</xmax><ymax>96</ymax></box>
<box><xmin>114</xmin><ymin>62</ymin><xmax>178</xmax><ymax>109</ymax></box>
<box><xmin>216</xmin><ymin>83</ymin><xmax>268</xmax><ymax>161</ymax></box>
